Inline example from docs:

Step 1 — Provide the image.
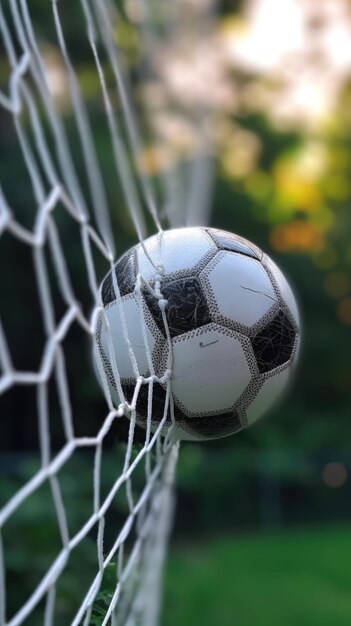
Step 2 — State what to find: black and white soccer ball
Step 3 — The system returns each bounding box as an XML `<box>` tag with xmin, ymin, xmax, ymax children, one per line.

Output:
<box><xmin>94</xmin><ymin>227</ymin><xmax>300</xmax><ymax>441</ymax></box>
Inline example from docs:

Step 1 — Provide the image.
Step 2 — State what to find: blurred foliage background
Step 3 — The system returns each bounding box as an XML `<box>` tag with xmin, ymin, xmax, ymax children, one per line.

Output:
<box><xmin>1</xmin><ymin>0</ymin><xmax>351</xmax><ymax>624</ymax></box>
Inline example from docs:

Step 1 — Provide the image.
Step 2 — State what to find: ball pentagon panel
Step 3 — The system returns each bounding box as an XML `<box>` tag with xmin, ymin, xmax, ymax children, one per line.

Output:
<box><xmin>177</xmin><ymin>410</ymin><xmax>242</xmax><ymax>441</ymax></box>
<box><xmin>144</xmin><ymin>276</ymin><xmax>211</xmax><ymax>338</ymax></box>
<box><xmin>251</xmin><ymin>309</ymin><xmax>297</xmax><ymax>373</ymax></box>
<box><xmin>206</xmin><ymin>227</ymin><xmax>262</xmax><ymax>260</ymax></box>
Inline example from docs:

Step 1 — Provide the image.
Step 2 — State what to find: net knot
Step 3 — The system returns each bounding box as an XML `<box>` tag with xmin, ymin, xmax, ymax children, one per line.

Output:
<box><xmin>158</xmin><ymin>299</ymin><xmax>168</xmax><ymax>311</ymax></box>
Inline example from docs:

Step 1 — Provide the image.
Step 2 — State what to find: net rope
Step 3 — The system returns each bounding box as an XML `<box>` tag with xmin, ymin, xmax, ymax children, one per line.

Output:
<box><xmin>0</xmin><ymin>0</ymin><xmax>215</xmax><ymax>624</ymax></box>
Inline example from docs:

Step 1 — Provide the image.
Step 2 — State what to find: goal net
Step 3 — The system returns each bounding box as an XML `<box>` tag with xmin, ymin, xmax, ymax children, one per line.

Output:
<box><xmin>0</xmin><ymin>1</ymin><xmax>215</xmax><ymax>625</ymax></box>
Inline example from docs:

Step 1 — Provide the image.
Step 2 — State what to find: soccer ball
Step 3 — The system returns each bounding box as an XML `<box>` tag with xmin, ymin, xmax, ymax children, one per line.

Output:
<box><xmin>94</xmin><ymin>227</ymin><xmax>300</xmax><ymax>441</ymax></box>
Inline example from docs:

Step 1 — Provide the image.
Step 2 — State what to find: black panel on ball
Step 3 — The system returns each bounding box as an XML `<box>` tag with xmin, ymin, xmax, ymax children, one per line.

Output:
<box><xmin>144</xmin><ymin>277</ymin><xmax>212</xmax><ymax>338</ymax></box>
<box><xmin>251</xmin><ymin>309</ymin><xmax>296</xmax><ymax>373</ymax></box>
<box><xmin>122</xmin><ymin>382</ymin><xmax>184</xmax><ymax>424</ymax></box>
<box><xmin>207</xmin><ymin>228</ymin><xmax>261</xmax><ymax>260</ymax></box>
<box><xmin>123</xmin><ymin>382</ymin><xmax>242</xmax><ymax>439</ymax></box>
<box><xmin>101</xmin><ymin>248</ymin><xmax>136</xmax><ymax>305</ymax></box>
<box><xmin>183</xmin><ymin>411</ymin><xmax>242</xmax><ymax>438</ymax></box>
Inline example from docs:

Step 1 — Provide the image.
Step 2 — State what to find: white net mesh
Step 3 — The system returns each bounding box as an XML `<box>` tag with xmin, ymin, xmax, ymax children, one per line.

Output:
<box><xmin>0</xmin><ymin>1</ymin><xmax>215</xmax><ymax>624</ymax></box>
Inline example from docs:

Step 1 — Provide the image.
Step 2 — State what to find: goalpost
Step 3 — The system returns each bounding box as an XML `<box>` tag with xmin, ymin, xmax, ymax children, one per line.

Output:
<box><xmin>0</xmin><ymin>1</ymin><xmax>215</xmax><ymax>624</ymax></box>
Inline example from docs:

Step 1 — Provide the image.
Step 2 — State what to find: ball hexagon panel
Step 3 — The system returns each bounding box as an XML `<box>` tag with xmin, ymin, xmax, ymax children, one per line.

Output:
<box><xmin>135</xmin><ymin>227</ymin><xmax>216</xmax><ymax>283</ymax></box>
<box><xmin>251</xmin><ymin>309</ymin><xmax>297</xmax><ymax>373</ymax></box>
<box><xmin>144</xmin><ymin>276</ymin><xmax>212</xmax><ymax>338</ymax></box>
<box><xmin>96</xmin><ymin>296</ymin><xmax>164</xmax><ymax>384</ymax></box>
<box><xmin>101</xmin><ymin>248</ymin><xmax>136</xmax><ymax>304</ymax></box>
<box><xmin>262</xmin><ymin>254</ymin><xmax>300</xmax><ymax>327</ymax></box>
<box><xmin>207</xmin><ymin>227</ymin><xmax>262</xmax><ymax>261</ymax></box>
<box><xmin>168</xmin><ymin>324</ymin><xmax>253</xmax><ymax>416</ymax></box>
<box><xmin>246</xmin><ymin>365</ymin><xmax>291</xmax><ymax>426</ymax></box>
<box><xmin>201</xmin><ymin>251</ymin><xmax>278</xmax><ymax>330</ymax></box>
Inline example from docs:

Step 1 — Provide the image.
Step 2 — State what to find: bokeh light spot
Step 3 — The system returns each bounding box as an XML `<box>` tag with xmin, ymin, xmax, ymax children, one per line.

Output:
<box><xmin>270</xmin><ymin>220</ymin><xmax>325</xmax><ymax>253</ymax></box>
<box><xmin>337</xmin><ymin>298</ymin><xmax>351</xmax><ymax>325</ymax></box>
<box><xmin>273</xmin><ymin>159</ymin><xmax>322</xmax><ymax>212</ymax></box>
<box><xmin>324</xmin><ymin>272</ymin><xmax>350</xmax><ymax>298</ymax></box>
<box><xmin>137</xmin><ymin>145</ymin><xmax>174</xmax><ymax>175</ymax></box>
<box><xmin>220</xmin><ymin>130</ymin><xmax>261</xmax><ymax>179</ymax></box>
<box><xmin>322</xmin><ymin>462</ymin><xmax>348</xmax><ymax>488</ymax></box>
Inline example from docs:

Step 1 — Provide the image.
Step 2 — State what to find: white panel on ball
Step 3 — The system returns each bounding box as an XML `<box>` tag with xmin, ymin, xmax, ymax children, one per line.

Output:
<box><xmin>100</xmin><ymin>296</ymin><xmax>159</xmax><ymax>380</ymax></box>
<box><xmin>170</xmin><ymin>325</ymin><xmax>252</xmax><ymax>415</ymax></box>
<box><xmin>246</xmin><ymin>366</ymin><xmax>291</xmax><ymax>425</ymax></box>
<box><xmin>202</xmin><ymin>252</ymin><xmax>278</xmax><ymax>328</ymax></box>
<box><xmin>262</xmin><ymin>254</ymin><xmax>300</xmax><ymax>326</ymax></box>
<box><xmin>136</xmin><ymin>227</ymin><xmax>216</xmax><ymax>282</ymax></box>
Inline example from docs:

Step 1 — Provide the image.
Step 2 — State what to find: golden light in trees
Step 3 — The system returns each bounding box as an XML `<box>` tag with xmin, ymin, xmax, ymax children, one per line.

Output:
<box><xmin>273</xmin><ymin>144</ymin><xmax>326</xmax><ymax>214</ymax></box>
<box><xmin>137</xmin><ymin>145</ymin><xmax>174</xmax><ymax>175</ymax></box>
<box><xmin>308</xmin><ymin>206</ymin><xmax>334</xmax><ymax>231</ymax></box>
<box><xmin>245</xmin><ymin>171</ymin><xmax>272</xmax><ymax>201</ymax></box>
<box><xmin>312</xmin><ymin>246</ymin><xmax>338</xmax><ymax>270</ymax></box>
<box><xmin>269</xmin><ymin>220</ymin><xmax>325</xmax><ymax>253</ymax></box>
<box><xmin>324</xmin><ymin>174</ymin><xmax>351</xmax><ymax>201</ymax></box>
<box><xmin>220</xmin><ymin>130</ymin><xmax>261</xmax><ymax>179</ymax></box>
<box><xmin>222</xmin><ymin>0</ymin><xmax>351</xmax><ymax>130</ymax></box>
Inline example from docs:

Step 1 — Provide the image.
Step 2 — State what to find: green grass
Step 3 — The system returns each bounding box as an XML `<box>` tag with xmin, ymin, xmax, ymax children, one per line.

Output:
<box><xmin>163</xmin><ymin>527</ymin><xmax>351</xmax><ymax>626</ymax></box>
